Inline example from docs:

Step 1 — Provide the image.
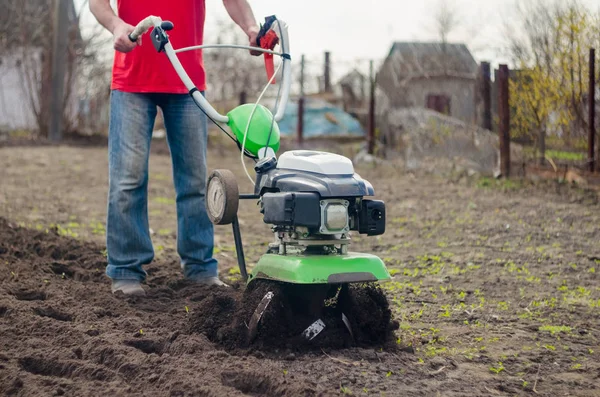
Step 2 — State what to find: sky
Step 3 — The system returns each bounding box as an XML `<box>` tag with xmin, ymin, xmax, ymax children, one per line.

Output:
<box><xmin>76</xmin><ymin>0</ymin><xmax>600</xmax><ymax>82</ymax></box>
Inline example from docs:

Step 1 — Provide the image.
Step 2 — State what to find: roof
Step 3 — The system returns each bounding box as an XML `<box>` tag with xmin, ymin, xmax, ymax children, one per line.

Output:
<box><xmin>384</xmin><ymin>42</ymin><xmax>478</xmax><ymax>80</ymax></box>
<box><xmin>0</xmin><ymin>0</ymin><xmax>80</xmax><ymax>49</ymax></box>
<box><xmin>338</xmin><ymin>69</ymin><xmax>366</xmax><ymax>86</ymax></box>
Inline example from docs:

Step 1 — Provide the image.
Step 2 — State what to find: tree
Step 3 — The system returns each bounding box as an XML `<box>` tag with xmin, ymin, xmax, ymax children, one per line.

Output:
<box><xmin>506</xmin><ymin>0</ymin><xmax>600</xmax><ymax>164</ymax></box>
<box><xmin>509</xmin><ymin>67</ymin><xmax>560</xmax><ymax>165</ymax></box>
<box><xmin>434</xmin><ymin>0</ymin><xmax>459</xmax><ymax>46</ymax></box>
<box><xmin>0</xmin><ymin>0</ymin><xmax>111</xmax><ymax>136</ymax></box>
<box><xmin>432</xmin><ymin>0</ymin><xmax>460</xmax><ymax>77</ymax></box>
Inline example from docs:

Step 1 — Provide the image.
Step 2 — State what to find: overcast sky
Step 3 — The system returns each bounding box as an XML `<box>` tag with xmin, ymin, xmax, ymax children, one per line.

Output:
<box><xmin>76</xmin><ymin>0</ymin><xmax>599</xmax><ymax>81</ymax></box>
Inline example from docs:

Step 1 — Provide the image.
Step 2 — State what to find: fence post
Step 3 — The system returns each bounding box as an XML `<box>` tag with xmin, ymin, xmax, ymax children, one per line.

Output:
<box><xmin>297</xmin><ymin>96</ymin><xmax>304</xmax><ymax>145</ymax></box>
<box><xmin>368</xmin><ymin>60</ymin><xmax>375</xmax><ymax>155</ymax></box>
<box><xmin>300</xmin><ymin>54</ymin><xmax>305</xmax><ymax>97</ymax></box>
<box><xmin>498</xmin><ymin>64</ymin><xmax>510</xmax><ymax>177</ymax></box>
<box><xmin>481</xmin><ymin>62</ymin><xmax>492</xmax><ymax>131</ymax></box>
<box><xmin>589</xmin><ymin>48</ymin><xmax>596</xmax><ymax>173</ymax></box>
<box><xmin>324</xmin><ymin>52</ymin><xmax>331</xmax><ymax>93</ymax></box>
<box><xmin>49</xmin><ymin>0</ymin><xmax>69</xmax><ymax>142</ymax></box>
<box><xmin>297</xmin><ymin>55</ymin><xmax>305</xmax><ymax>145</ymax></box>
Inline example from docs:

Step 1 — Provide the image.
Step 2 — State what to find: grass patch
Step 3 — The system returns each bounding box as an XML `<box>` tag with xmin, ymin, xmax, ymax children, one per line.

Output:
<box><xmin>538</xmin><ymin>325</ymin><xmax>572</xmax><ymax>335</ymax></box>
<box><xmin>489</xmin><ymin>362</ymin><xmax>505</xmax><ymax>374</ymax></box>
<box><xmin>476</xmin><ymin>177</ymin><xmax>523</xmax><ymax>191</ymax></box>
<box><xmin>545</xmin><ymin>149</ymin><xmax>585</xmax><ymax>162</ymax></box>
<box><xmin>153</xmin><ymin>197</ymin><xmax>176</xmax><ymax>205</ymax></box>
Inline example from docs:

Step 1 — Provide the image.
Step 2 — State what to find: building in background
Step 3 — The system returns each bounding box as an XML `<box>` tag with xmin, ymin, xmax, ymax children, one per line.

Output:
<box><xmin>335</xmin><ymin>69</ymin><xmax>369</xmax><ymax>127</ymax></box>
<box><xmin>376</xmin><ymin>42</ymin><xmax>479</xmax><ymax>124</ymax></box>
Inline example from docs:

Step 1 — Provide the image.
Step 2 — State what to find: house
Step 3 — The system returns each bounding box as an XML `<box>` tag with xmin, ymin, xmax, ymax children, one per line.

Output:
<box><xmin>338</xmin><ymin>69</ymin><xmax>368</xmax><ymax>112</ymax></box>
<box><xmin>0</xmin><ymin>0</ymin><xmax>82</xmax><ymax>133</ymax></box>
<box><xmin>333</xmin><ymin>68</ymin><xmax>370</xmax><ymax>127</ymax></box>
<box><xmin>376</xmin><ymin>42</ymin><xmax>479</xmax><ymax>124</ymax></box>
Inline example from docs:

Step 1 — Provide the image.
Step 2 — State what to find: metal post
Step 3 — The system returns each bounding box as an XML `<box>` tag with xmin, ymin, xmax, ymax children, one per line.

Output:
<box><xmin>589</xmin><ymin>48</ymin><xmax>596</xmax><ymax>173</ymax></box>
<box><xmin>239</xmin><ymin>90</ymin><xmax>247</xmax><ymax>105</ymax></box>
<box><xmin>49</xmin><ymin>0</ymin><xmax>70</xmax><ymax>142</ymax></box>
<box><xmin>481</xmin><ymin>62</ymin><xmax>492</xmax><ymax>131</ymax></box>
<box><xmin>298</xmin><ymin>54</ymin><xmax>305</xmax><ymax>145</ymax></box>
<box><xmin>297</xmin><ymin>96</ymin><xmax>304</xmax><ymax>145</ymax></box>
<box><xmin>300</xmin><ymin>54</ymin><xmax>305</xmax><ymax>96</ymax></box>
<box><xmin>498</xmin><ymin>64</ymin><xmax>511</xmax><ymax>177</ymax></box>
<box><xmin>368</xmin><ymin>60</ymin><xmax>376</xmax><ymax>155</ymax></box>
<box><xmin>231</xmin><ymin>216</ymin><xmax>248</xmax><ymax>281</ymax></box>
<box><xmin>324</xmin><ymin>51</ymin><xmax>331</xmax><ymax>93</ymax></box>
<box><xmin>361</xmin><ymin>73</ymin><xmax>366</xmax><ymax>105</ymax></box>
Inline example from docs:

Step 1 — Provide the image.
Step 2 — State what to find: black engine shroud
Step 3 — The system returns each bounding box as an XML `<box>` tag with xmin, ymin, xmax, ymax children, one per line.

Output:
<box><xmin>253</xmin><ymin>157</ymin><xmax>385</xmax><ymax>236</ymax></box>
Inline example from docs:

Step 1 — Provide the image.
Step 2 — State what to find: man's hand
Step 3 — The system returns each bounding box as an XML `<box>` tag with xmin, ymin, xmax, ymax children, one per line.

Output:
<box><xmin>247</xmin><ymin>25</ymin><xmax>261</xmax><ymax>56</ymax></box>
<box><xmin>222</xmin><ymin>0</ymin><xmax>261</xmax><ymax>56</ymax></box>
<box><xmin>113</xmin><ymin>21</ymin><xmax>140</xmax><ymax>53</ymax></box>
<box><xmin>89</xmin><ymin>0</ymin><xmax>140</xmax><ymax>53</ymax></box>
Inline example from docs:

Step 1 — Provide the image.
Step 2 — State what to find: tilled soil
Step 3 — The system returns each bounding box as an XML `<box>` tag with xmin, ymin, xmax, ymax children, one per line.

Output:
<box><xmin>189</xmin><ymin>279</ymin><xmax>398</xmax><ymax>352</ymax></box>
<box><xmin>1</xmin><ymin>143</ymin><xmax>600</xmax><ymax>396</ymax></box>
<box><xmin>0</xmin><ymin>218</ymin><xmax>410</xmax><ymax>396</ymax></box>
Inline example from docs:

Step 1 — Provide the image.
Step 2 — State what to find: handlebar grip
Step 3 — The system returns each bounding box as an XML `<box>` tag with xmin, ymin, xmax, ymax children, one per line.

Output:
<box><xmin>128</xmin><ymin>15</ymin><xmax>165</xmax><ymax>42</ymax></box>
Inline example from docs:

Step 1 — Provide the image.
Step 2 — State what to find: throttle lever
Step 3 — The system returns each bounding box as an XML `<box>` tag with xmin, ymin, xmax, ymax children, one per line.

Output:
<box><xmin>256</xmin><ymin>15</ymin><xmax>280</xmax><ymax>84</ymax></box>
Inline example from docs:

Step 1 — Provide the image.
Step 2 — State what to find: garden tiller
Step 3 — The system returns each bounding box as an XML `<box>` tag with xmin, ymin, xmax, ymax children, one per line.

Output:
<box><xmin>129</xmin><ymin>15</ymin><xmax>391</xmax><ymax>343</ymax></box>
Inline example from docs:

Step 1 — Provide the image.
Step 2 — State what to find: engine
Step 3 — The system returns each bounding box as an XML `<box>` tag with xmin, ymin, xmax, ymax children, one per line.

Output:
<box><xmin>254</xmin><ymin>150</ymin><xmax>386</xmax><ymax>255</ymax></box>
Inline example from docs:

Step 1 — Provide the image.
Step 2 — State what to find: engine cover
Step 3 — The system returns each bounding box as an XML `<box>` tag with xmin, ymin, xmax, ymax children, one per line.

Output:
<box><xmin>276</xmin><ymin>150</ymin><xmax>354</xmax><ymax>175</ymax></box>
<box><xmin>254</xmin><ymin>150</ymin><xmax>374</xmax><ymax>198</ymax></box>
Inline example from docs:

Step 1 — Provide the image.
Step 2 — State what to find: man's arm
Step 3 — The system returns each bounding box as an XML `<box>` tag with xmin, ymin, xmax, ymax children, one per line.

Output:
<box><xmin>222</xmin><ymin>0</ymin><xmax>261</xmax><ymax>55</ymax></box>
<box><xmin>89</xmin><ymin>0</ymin><xmax>138</xmax><ymax>53</ymax></box>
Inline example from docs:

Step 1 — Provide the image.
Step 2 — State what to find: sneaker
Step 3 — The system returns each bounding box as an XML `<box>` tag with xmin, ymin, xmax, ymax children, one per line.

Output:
<box><xmin>192</xmin><ymin>276</ymin><xmax>230</xmax><ymax>287</ymax></box>
<box><xmin>111</xmin><ymin>280</ymin><xmax>146</xmax><ymax>296</ymax></box>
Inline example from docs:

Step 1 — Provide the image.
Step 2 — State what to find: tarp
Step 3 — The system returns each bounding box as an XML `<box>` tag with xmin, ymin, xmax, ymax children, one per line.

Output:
<box><xmin>274</xmin><ymin>97</ymin><xmax>365</xmax><ymax>138</ymax></box>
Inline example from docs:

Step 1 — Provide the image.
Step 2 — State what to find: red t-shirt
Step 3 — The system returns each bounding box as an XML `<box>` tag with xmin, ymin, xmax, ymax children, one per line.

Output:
<box><xmin>111</xmin><ymin>0</ymin><xmax>206</xmax><ymax>93</ymax></box>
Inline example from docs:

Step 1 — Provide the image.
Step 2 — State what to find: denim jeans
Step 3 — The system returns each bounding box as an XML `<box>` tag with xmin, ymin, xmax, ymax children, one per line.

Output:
<box><xmin>105</xmin><ymin>90</ymin><xmax>217</xmax><ymax>282</ymax></box>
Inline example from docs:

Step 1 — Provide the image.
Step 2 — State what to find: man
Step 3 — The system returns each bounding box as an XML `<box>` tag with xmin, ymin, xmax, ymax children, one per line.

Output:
<box><xmin>90</xmin><ymin>0</ymin><xmax>261</xmax><ymax>296</ymax></box>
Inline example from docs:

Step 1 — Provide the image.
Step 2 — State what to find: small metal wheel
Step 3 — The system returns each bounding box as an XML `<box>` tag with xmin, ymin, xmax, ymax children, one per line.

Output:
<box><xmin>206</xmin><ymin>169</ymin><xmax>239</xmax><ymax>225</ymax></box>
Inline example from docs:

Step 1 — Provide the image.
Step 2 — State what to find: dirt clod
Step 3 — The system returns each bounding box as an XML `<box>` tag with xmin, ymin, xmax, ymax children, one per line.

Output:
<box><xmin>187</xmin><ymin>278</ymin><xmax>398</xmax><ymax>353</ymax></box>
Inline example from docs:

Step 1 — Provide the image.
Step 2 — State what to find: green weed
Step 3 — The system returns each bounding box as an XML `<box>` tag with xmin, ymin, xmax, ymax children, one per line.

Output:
<box><xmin>538</xmin><ymin>325</ymin><xmax>572</xmax><ymax>335</ymax></box>
<box><xmin>489</xmin><ymin>362</ymin><xmax>505</xmax><ymax>374</ymax></box>
<box><xmin>153</xmin><ymin>197</ymin><xmax>176</xmax><ymax>205</ymax></box>
<box><xmin>545</xmin><ymin>149</ymin><xmax>585</xmax><ymax>161</ymax></box>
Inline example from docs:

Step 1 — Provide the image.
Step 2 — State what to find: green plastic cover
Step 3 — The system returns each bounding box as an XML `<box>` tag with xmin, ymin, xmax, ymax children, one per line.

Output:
<box><xmin>227</xmin><ymin>104</ymin><xmax>280</xmax><ymax>157</ymax></box>
<box><xmin>248</xmin><ymin>252</ymin><xmax>391</xmax><ymax>285</ymax></box>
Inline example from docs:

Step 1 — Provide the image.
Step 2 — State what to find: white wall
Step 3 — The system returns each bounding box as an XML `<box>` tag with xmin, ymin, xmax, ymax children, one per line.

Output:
<box><xmin>0</xmin><ymin>47</ymin><xmax>81</xmax><ymax>132</ymax></box>
<box><xmin>0</xmin><ymin>48</ymin><xmax>42</xmax><ymax>130</ymax></box>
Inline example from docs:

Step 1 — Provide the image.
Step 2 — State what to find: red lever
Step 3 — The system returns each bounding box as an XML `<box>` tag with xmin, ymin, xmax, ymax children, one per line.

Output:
<box><xmin>259</xmin><ymin>30</ymin><xmax>279</xmax><ymax>84</ymax></box>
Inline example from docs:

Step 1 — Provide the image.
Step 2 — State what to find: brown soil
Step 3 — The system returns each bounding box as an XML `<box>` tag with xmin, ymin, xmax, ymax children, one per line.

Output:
<box><xmin>1</xmin><ymin>142</ymin><xmax>600</xmax><ymax>396</ymax></box>
<box><xmin>188</xmin><ymin>279</ymin><xmax>398</xmax><ymax>353</ymax></box>
<box><xmin>0</xmin><ymin>217</ymin><xmax>403</xmax><ymax>397</ymax></box>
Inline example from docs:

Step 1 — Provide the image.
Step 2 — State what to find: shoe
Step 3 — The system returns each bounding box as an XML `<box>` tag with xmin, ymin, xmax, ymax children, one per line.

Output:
<box><xmin>111</xmin><ymin>280</ymin><xmax>146</xmax><ymax>296</ymax></box>
<box><xmin>192</xmin><ymin>276</ymin><xmax>230</xmax><ymax>287</ymax></box>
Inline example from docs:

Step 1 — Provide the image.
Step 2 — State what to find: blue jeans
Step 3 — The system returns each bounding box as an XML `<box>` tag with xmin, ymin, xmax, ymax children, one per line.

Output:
<box><xmin>105</xmin><ymin>90</ymin><xmax>217</xmax><ymax>282</ymax></box>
